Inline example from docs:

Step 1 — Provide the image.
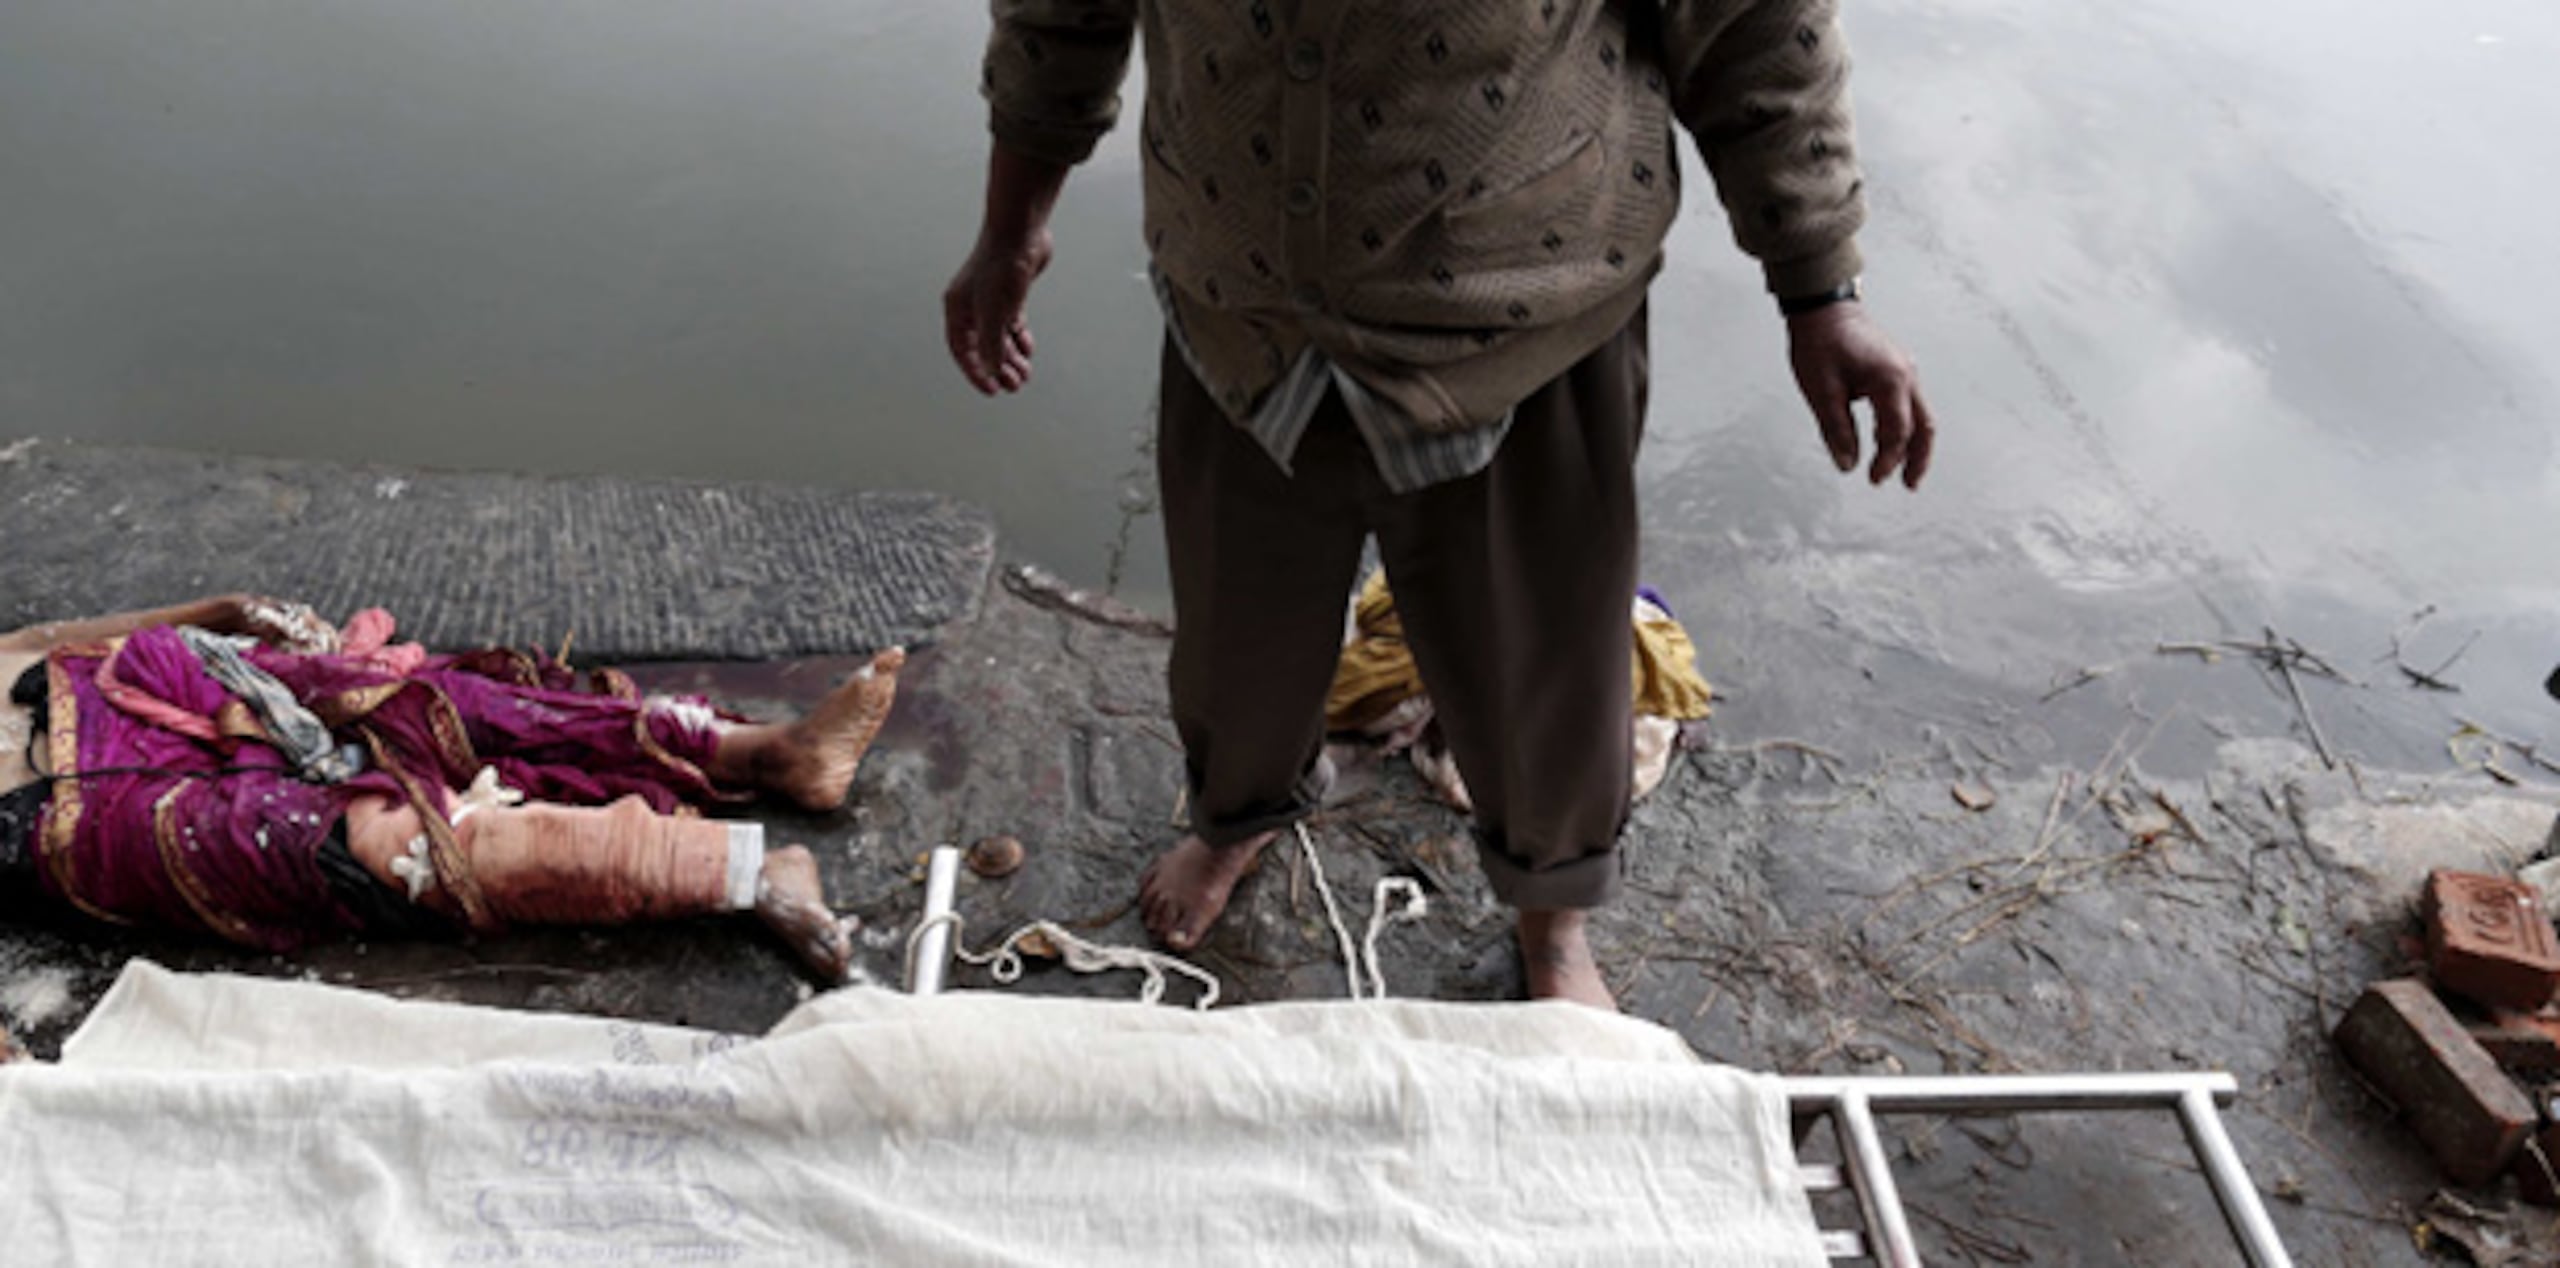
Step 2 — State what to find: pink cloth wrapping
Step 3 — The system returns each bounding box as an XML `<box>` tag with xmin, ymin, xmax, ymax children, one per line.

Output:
<box><xmin>33</xmin><ymin>620</ymin><xmax>736</xmax><ymax>950</ymax></box>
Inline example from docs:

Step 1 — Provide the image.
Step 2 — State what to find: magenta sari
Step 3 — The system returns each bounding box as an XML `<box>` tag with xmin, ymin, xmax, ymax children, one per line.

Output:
<box><xmin>33</xmin><ymin>618</ymin><xmax>736</xmax><ymax>950</ymax></box>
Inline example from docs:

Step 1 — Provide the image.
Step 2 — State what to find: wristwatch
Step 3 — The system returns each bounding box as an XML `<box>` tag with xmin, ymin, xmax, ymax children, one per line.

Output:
<box><xmin>1778</xmin><ymin>278</ymin><xmax>1861</xmax><ymax>317</ymax></box>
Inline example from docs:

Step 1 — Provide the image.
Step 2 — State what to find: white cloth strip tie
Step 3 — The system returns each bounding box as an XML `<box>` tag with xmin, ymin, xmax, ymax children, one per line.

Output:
<box><xmin>390</xmin><ymin>767</ymin><xmax>525</xmax><ymax>901</ymax></box>
<box><xmin>723</xmin><ymin>823</ymin><xmax>765</xmax><ymax>911</ymax></box>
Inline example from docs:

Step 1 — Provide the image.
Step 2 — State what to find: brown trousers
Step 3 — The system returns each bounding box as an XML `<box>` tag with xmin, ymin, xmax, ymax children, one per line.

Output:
<box><xmin>1159</xmin><ymin>308</ymin><xmax>1646</xmax><ymax>910</ymax></box>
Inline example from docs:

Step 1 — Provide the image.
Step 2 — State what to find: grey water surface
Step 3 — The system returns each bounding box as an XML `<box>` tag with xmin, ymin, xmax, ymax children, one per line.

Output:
<box><xmin>2</xmin><ymin>0</ymin><xmax>2552</xmax><ymax>765</ymax></box>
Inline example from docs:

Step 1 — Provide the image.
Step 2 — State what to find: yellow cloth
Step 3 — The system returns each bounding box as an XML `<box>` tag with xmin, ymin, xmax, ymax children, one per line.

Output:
<box><xmin>1325</xmin><ymin>572</ymin><xmax>1714</xmax><ymax>732</ymax></box>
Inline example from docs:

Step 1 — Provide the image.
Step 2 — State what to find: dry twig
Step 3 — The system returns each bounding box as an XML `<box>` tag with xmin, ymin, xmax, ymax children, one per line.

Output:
<box><xmin>2265</xmin><ymin>626</ymin><xmax>2337</xmax><ymax>769</ymax></box>
<box><xmin>2039</xmin><ymin>664</ymin><xmax>2109</xmax><ymax>704</ymax></box>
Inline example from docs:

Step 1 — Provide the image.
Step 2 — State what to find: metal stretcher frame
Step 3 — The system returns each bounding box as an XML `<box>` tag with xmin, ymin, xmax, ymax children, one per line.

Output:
<box><xmin>903</xmin><ymin>847</ymin><xmax>2293</xmax><ymax>1267</ymax></box>
<box><xmin>1784</xmin><ymin>1073</ymin><xmax>2292</xmax><ymax>1267</ymax></box>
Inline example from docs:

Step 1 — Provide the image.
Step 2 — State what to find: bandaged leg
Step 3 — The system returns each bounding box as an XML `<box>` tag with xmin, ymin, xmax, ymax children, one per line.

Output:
<box><xmin>460</xmin><ymin>798</ymin><xmax>758</xmax><ymax>925</ymax></box>
<box><xmin>344</xmin><ymin>792</ymin><xmax>852</xmax><ymax>980</ymax></box>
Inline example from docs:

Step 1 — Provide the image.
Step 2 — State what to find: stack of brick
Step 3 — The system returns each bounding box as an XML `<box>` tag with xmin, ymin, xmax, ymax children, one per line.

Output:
<box><xmin>2336</xmin><ymin>870</ymin><xmax>2560</xmax><ymax>1198</ymax></box>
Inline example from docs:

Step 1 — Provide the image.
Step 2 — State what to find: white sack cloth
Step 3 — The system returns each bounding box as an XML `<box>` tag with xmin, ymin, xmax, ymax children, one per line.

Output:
<box><xmin>1</xmin><ymin>960</ymin><xmax>1827</xmax><ymax>1266</ymax></box>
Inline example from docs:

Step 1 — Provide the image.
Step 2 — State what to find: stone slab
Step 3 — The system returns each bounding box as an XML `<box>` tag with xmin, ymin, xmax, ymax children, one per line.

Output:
<box><xmin>0</xmin><ymin>439</ymin><xmax>994</xmax><ymax>660</ymax></box>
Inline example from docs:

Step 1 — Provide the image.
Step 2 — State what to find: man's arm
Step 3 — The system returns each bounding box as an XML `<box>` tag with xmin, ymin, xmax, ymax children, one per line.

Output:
<box><xmin>946</xmin><ymin>0</ymin><xmax>1138</xmax><ymax>396</ymax></box>
<box><xmin>946</xmin><ymin>145</ymin><xmax>1072</xmax><ymax>395</ymax></box>
<box><xmin>1662</xmin><ymin>0</ymin><xmax>1935</xmax><ymax>488</ymax></box>
<box><xmin>1662</xmin><ymin>0</ymin><xmax>1864</xmax><ymax>299</ymax></box>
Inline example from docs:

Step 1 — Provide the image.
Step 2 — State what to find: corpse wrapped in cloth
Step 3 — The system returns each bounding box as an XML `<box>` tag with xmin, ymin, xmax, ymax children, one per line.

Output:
<box><xmin>0</xmin><ymin>593</ymin><xmax>900</xmax><ymax>981</ymax></box>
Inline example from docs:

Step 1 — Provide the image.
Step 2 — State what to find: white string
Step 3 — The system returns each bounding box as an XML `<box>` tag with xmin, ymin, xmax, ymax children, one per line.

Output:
<box><xmin>1295</xmin><ymin>822</ymin><xmax>1430</xmax><ymax>1001</ymax></box>
<box><xmin>1293</xmin><ymin>822</ymin><xmax>1365</xmax><ymax>999</ymax></box>
<box><xmin>904</xmin><ymin>912</ymin><xmax>1222</xmax><ymax>1009</ymax></box>
<box><xmin>896</xmin><ymin>826</ymin><xmax>1428</xmax><ymax>1009</ymax></box>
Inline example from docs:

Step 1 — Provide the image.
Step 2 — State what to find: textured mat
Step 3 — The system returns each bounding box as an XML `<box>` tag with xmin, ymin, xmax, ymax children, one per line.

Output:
<box><xmin>0</xmin><ymin>439</ymin><xmax>995</xmax><ymax>660</ymax></box>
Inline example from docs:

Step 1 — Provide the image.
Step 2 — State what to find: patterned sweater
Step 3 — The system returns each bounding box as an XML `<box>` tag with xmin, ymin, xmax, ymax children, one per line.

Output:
<box><xmin>985</xmin><ymin>0</ymin><xmax>1867</xmax><ymax>433</ymax></box>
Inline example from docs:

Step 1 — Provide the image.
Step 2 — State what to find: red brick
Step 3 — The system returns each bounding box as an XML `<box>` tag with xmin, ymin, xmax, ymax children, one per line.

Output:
<box><xmin>2335</xmin><ymin>979</ymin><xmax>2535</xmax><ymax>1185</ymax></box>
<box><xmin>2459</xmin><ymin>1000</ymin><xmax>2560</xmax><ymax>1076</ymax></box>
<box><xmin>2425</xmin><ymin>870</ymin><xmax>2560</xmax><ymax>1011</ymax></box>
<box><xmin>2470</xmin><ymin>1014</ymin><xmax>2560</xmax><ymax>1079</ymax></box>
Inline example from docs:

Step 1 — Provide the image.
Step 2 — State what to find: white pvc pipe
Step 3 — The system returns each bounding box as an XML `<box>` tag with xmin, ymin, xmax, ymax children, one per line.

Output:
<box><xmin>908</xmin><ymin>845</ymin><xmax>962</xmax><ymax>996</ymax></box>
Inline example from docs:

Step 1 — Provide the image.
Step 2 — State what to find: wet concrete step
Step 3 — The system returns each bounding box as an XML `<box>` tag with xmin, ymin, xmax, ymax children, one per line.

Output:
<box><xmin>0</xmin><ymin>439</ymin><xmax>994</xmax><ymax>659</ymax></box>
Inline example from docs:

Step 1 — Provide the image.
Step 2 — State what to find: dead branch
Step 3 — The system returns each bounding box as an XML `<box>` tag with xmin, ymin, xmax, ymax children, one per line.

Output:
<box><xmin>2265</xmin><ymin>626</ymin><xmax>2337</xmax><ymax>769</ymax></box>
<box><xmin>2453</xmin><ymin>718</ymin><xmax>2560</xmax><ymax>781</ymax></box>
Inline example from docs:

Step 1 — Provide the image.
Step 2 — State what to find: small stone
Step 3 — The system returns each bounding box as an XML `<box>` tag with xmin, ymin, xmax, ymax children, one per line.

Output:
<box><xmin>966</xmin><ymin>835</ymin><xmax>1027</xmax><ymax>879</ymax></box>
<box><xmin>1951</xmin><ymin>781</ymin><xmax>1996</xmax><ymax>812</ymax></box>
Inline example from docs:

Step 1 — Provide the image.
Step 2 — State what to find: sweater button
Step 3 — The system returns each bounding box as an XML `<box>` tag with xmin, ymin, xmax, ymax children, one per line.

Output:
<box><xmin>1284</xmin><ymin>181</ymin><xmax>1319</xmax><ymax>217</ymax></box>
<box><xmin>1285</xmin><ymin>39</ymin><xmax>1324</xmax><ymax>82</ymax></box>
<box><xmin>1290</xmin><ymin>282</ymin><xmax>1326</xmax><ymax>312</ymax></box>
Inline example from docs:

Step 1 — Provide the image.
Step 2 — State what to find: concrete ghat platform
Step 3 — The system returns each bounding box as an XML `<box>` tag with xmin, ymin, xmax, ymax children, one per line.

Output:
<box><xmin>1</xmin><ymin>441</ymin><xmax>2554</xmax><ymax>1264</ymax></box>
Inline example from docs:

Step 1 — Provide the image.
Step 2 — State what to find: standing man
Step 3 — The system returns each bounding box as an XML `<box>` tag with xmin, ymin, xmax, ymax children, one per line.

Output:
<box><xmin>947</xmin><ymin>2</ymin><xmax>1934</xmax><ymax>1008</ymax></box>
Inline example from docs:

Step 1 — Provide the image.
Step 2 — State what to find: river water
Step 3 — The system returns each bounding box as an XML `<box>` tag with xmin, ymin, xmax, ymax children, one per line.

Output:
<box><xmin>3</xmin><ymin>0</ymin><xmax>2554</xmax><ymax>767</ymax></box>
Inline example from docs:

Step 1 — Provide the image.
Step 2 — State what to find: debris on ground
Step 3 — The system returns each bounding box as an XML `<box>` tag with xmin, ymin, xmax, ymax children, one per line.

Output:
<box><xmin>2340</xmin><ymin>860</ymin><xmax>2560</xmax><ymax>1215</ymax></box>
<box><xmin>966</xmin><ymin>834</ymin><xmax>1028</xmax><ymax>879</ymax></box>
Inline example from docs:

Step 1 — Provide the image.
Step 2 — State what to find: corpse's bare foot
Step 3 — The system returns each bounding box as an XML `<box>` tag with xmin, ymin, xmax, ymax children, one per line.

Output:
<box><xmin>1518</xmin><ymin>908</ymin><xmax>1617</xmax><ymax>1010</ymax></box>
<box><xmin>756</xmin><ymin>845</ymin><xmax>856</xmax><ymax>982</ymax></box>
<box><xmin>769</xmin><ymin>648</ymin><xmax>905</xmax><ymax>812</ymax></box>
<box><xmin>1139</xmin><ymin>830</ymin><xmax>1276</xmax><ymax>952</ymax></box>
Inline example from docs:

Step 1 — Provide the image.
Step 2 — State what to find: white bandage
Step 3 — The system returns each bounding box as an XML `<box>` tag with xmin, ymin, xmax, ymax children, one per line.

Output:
<box><xmin>391</xmin><ymin>835</ymin><xmax>436</xmax><ymax>900</ymax></box>
<box><xmin>724</xmin><ymin>823</ymin><xmax>766</xmax><ymax>911</ymax></box>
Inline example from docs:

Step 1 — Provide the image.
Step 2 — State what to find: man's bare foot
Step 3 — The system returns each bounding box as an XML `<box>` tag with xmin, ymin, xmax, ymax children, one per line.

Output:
<box><xmin>1518</xmin><ymin>908</ymin><xmax>1617</xmax><ymax>1010</ymax></box>
<box><xmin>768</xmin><ymin>648</ymin><xmax>905</xmax><ymax>811</ymax></box>
<box><xmin>1139</xmin><ymin>829</ymin><xmax>1277</xmax><ymax>951</ymax></box>
<box><xmin>755</xmin><ymin>845</ymin><xmax>856</xmax><ymax>982</ymax></box>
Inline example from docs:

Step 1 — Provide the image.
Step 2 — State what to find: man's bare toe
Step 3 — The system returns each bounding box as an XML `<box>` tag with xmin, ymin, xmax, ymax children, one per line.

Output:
<box><xmin>1138</xmin><ymin>865</ymin><xmax>1187</xmax><ymax>946</ymax></box>
<box><xmin>1161</xmin><ymin>905</ymin><xmax>1201</xmax><ymax>950</ymax></box>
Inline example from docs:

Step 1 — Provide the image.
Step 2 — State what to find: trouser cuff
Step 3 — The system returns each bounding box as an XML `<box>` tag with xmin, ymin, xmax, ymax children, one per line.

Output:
<box><xmin>1476</xmin><ymin>836</ymin><xmax>1623</xmax><ymax>910</ymax></box>
<box><xmin>1190</xmin><ymin>752</ymin><xmax>1335</xmax><ymax>848</ymax></box>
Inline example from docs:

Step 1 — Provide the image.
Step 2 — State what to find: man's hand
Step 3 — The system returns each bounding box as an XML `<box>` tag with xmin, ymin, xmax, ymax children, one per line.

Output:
<box><xmin>1786</xmin><ymin>302</ymin><xmax>1936</xmax><ymax>490</ymax></box>
<box><xmin>943</xmin><ymin>228</ymin><xmax>1053</xmax><ymax>395</ymax></box>
<box><xmin>946</xmin><ymin>144</ymin><xmax>1071</xmax><ymax>396</ymax></box>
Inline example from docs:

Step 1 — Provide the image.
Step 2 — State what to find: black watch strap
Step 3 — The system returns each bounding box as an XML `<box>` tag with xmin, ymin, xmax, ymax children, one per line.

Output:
<box><xmin>1778</xmin><ymin>278</ymin><xmax>1861</xmax><ymax>316</ymax></box>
